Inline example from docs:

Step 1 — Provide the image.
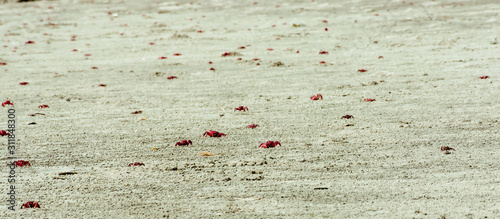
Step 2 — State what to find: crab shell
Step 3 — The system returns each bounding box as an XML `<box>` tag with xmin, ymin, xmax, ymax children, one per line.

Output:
<box><xmin>175</xmin><ymin>140</ymin><xmax>192</xmax><ymax>146</ymax></box>
<box><xmin>2</xmin><ymin>100</ymin><xmax>14</xmax><ymax>107</ymax></box>
<box><xmin>203</xmin><ymin>130</ymin><xmax>226</xmax><ymax>137</ymax></box>
<box><xmin>310</xmin><ymin>94</ymin><xmax>323</xmax><ymax>100</ymax></box>
<box><xmin>259</xmin><ymin>141</ymin><xmax>281</xmax><ymax>148</ymax></box>
<box><xmin>247</xmin><ymin>124</ymin><xmax>259</xmax><ymax>128</ymax></box>
<box><xmin>14</xmin><ymin>160</ymin><xmax>31</xmax><ymax>167</ymax></box>
<box><xmin>128</xmin><ymin>162</ymin><xmax>145</xmax><ymax>167</ymax></box>
<box><xmin>21</xmin><ymin>201</ymin><xmax>40</xmax><ymax>209</ymax></box>
<box><xmin>234</xmin><ymin>106</ymin><xmax>248</xmax><ymax>111</ymax></box>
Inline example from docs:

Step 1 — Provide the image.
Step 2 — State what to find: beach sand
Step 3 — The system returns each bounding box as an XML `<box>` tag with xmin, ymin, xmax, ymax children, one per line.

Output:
<box><xmin>0</xmin><ymin>0</ymin><xmax>499</xmax><ymax>218</ymax></box>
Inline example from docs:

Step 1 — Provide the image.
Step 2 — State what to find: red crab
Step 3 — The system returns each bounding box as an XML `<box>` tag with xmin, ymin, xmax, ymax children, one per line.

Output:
<box><xmin>128</xmin><ymin>162</ymin><xmax>145</xmax><ymax>167</ymax></box>
<box><xmin>203</xmin><ymin>130</ymin><xmax>226</xmax><ymax>137</ymax></box>
<box><xmin>234</xmin><ymin>106</ymin><xmax>248</xmax><ymax>112</ymax></box>
<box><xmin>441</xmin><ymin>146</ymin><xmax>455</xmax><ymax>151</ymax></box>
<box><xmin>15</xmin><ymin>160</ymin><xmax>31</xmax><ymax>167</ymax></box>
<box><xmin>175</xmin><ymin>140</ymin><xmax>192</xmax><ymax>146</ymax></box>
<box><xmin>247</xmin><ymin>124</ymin><xmax>259</xmax><ymax>128</ymax></box>
<box><xmin>478</xmin><ymin>76</ymin><xmax>489</xmax><ymax>79</ymax></box>
<box><xmin>319</xmin><ymin>51</ymin><xmax>329</xmax><ymax>55</ymax></box>
<box><xmin>341</xmin><ymin>115</ymin><xmax>354</xmax><ymax>119</ymax></box>
<box><xmin>98</xmin><ymin>84</ymin><xmax>107</xmax><ymax>87</ymax></box>
<box><xmin>363</xmin><ymin>98</ymin><xmax>376</xmax><ymax>102</ymax></box>
<box><xmin>158</xmin><ymin>56</ymin><xmax>168</xmax><ymax>59</ymax></box>
<box><xmin>259</xmin><ymin>141</ymin><xmax>281</xmax><ymax>148</ymax></box>
<box><xmin>38</xmin><ymin>105</ymin><xmax>49</xmax><ymax>108</ymax></box>
<box><xmin>2</xmin><ymin>100</ymin><xmax>14</xmax><ymax>107</ymax></box>
<box><xmin>319</xmin><ymin>61</ymin><xmax>326</xmax><ymax>64</ymax></box>
<box><xmin>310</xmin><ymin>94</ymin><xmax>323</xmax><ymax>100</ymax></box>
<box><xmin>21</xmin><ymin>201</ymin><xmax>40</xmax><ymax>209</ymax></box>
<box><xmin>131</xmin><ymin>111</ymin><xmax>142</xmax><ymax>114</ymax></box>
<box><xmin>209</xmin><ymin>68</ymin><xmax>215</xmax><ymax>71</ymax></box>
<box><xmin>0</xmin><ymin>62</ymin><xmax>7</xmax><ymax>65</ymax></box>
<box><xmin>25</xmin><ymin>41</ymin><xmax>35</xmax><ymax>44</ymax></box>
<box><xmin>167</xmin><ymin>76</ymin><xmax>178</xmax><ymax>80</ymax></box>
<box><xmin>173</xmin><ymin>53</ymin><xmax>182</xmax><ymax>56</ymax></box>
<box><xmin>221</xmin><ymin>52</ymin><xmax>232</xmax><ymax>57</ymax></box>
<box><xmin>0</xmin><ymin>130</ymin><xmax>10</xmax><ymax>136</ymax></box>
<box><xmin>19</xmin><ymin>82</ymin><xmax>29</xmax><ymax>85</ymax></box>
<box><xmin>358</xmin><ymin>69</ymin><xmax>367</xmax><ymax>72</ymax></box>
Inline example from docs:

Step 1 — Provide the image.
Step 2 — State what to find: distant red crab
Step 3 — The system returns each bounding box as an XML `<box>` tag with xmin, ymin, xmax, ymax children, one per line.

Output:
<box><xmin>0</xmin><ymin>130</ymin><xmax>10</xmax><ymax>136</ymax></box>
<box><xmin>259</xmin><ymin>141</ymin><xmax>281</xmax><ymax>148</ymax></box>
<box><xmin>341</xmin><ymin>115</ymin><xmax>354</xmax><ymax>119</ymax></box>
<box><xmin>98</xmin><ymin>84</ymin><xmax>107</xmax><ymax>87</ymax></box>
<box><xmin>247</xmin><ymin>124</ymin><xmax>259</xmax><ymax>128</ymax></box>
<box><xmin>175</xmin><ymin>140</ymin><xmax>193</xmax><ymax>146</ymax></box>
<box><xmin>203</xmin><ymin>130</ymin><xmax>226</xmax><ymax>137</ymax></box>
<box><xmin>15</xmin><ymin>160</ymin><xmax>31</xmax><ymax>167</ymax></box>
<box><xmin>319</xmin><ymin>51</ymin><xmax>329</xmax><ymax>55</ymax></box>
<box><xmin>478</xmin><ymin>76</ymin><xmax>489</xmax><ymax>79</ymax></box>
<box><xmin>441</xmin><ymin>146</ymin><xmax>455</xmax><ymax>151</ymax></box>
<box><xmin>234</xmin><ymin>106</ymin><xmax>248</xmax><ymax>112</ymax></box>
<box><xmin>310</xmin><ymin>94</ymin><xmax>323</xmax><ymax>100</ymax></box>
<box><xmin>167</xmin><ymin>76</ymin><xmax>178</xmax><ymax>80</ymax></box>
<box><xmin>2</xmin><ymin>100</ymin><xmax>13</xmax><ymax>107</ymax></box>
<box><xmin>38</xmin><ymin>105</ymin><xmax>49</xmax><ymax>108</ymax></box>
<box><xmin>173</xmin><ymin>53</ymin><xmax>182</xmax><ymax>56</ymax></box>
<box><xmin>175</xmin><ymin>140</ymin><xmax>192</xmax><ymax>146</ymax></box>
<box><xmin>19</xmin><ymin>82</ymin><xmax>29</xmax><ymax>85</ymax></box>
<box><xmin>358</xmin><ymin>69</ymin><xmax>367</xmax><ymax>72</ymax></box>
<box><xmin>128</xmin><ymin>162</ymin><xmax>145</xmax><ymax>167</ymax></box>
<box><xmin>25</xmin><ymin>41</ymin><xmax>35</xmax><ymax>44</ymax></box>
<box><xmin>363</xmin><ymin>98</ymin><xmax>376</xmax><ymax>102</ymax></box>
<box><xmin>158</xmin><ymin>56</ymin><xmax>168</xmax><ymax>59</ymax></box>
<box><xmin>21</xmin><ymin>201</ymin><xmax>40</xmax><ymax>209</ymax></box>
<box><xmin>131</xmin><ymin>111</ymin><xmax>142</xmax><ymax>114</ymax></box>
<box><xmin>221</xmin><ymin>52</ymin><xmax>232</xmax><ymax>57</ymax></box>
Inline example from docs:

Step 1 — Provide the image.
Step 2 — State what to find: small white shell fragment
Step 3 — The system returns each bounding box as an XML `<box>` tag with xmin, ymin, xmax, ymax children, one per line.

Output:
<box><xmin>491</xmin><ymin>37</ymin><xmax>498</xmax><ymax>45</ymax></box>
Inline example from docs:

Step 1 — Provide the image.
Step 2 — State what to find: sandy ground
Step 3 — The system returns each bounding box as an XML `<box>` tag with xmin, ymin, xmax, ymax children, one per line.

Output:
<box><xmin>0</xmin><ymin>0</ymin><xmax>499</xmax><ymax>218</ymax></box>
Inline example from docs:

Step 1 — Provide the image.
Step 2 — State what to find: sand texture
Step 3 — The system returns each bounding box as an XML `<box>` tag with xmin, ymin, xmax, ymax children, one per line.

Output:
<box><xmin>0</xmin><ymin>0</ymin><xmax>499</xmax><ymax>218</ymax></box>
